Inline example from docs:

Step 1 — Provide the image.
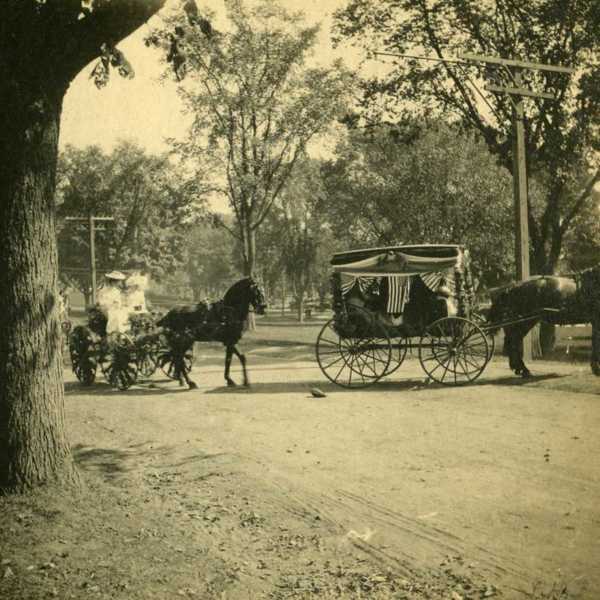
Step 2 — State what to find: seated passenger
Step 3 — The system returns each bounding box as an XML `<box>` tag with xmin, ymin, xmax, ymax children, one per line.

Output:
<box><xmin>97</xmin><ymin>271</ymin><xmax>128</xmax><ymax>334</ymax></box>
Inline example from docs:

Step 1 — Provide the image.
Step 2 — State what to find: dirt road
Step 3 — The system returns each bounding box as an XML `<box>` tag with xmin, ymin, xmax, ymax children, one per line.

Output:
<box><xmin>62</xmin><ymin>344</ymin><xmax>600</xmax><ymax>599</ymax></box>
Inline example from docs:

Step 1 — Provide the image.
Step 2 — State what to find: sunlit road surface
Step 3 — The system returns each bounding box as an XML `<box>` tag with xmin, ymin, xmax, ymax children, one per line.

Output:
<box><xmin>65</xmin><ymin>349</ymin><xmax>600</xmax><ymax>598</ymax></box>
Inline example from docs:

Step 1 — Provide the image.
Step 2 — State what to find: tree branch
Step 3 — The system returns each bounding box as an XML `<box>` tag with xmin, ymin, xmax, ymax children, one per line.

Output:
<box><xmin>65</xmin><ymin>0</ymin><xmax>167</xmax><ymax>79</ymax></box>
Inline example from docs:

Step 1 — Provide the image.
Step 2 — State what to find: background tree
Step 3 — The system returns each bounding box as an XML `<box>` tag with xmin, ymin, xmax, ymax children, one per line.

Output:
<box><xmin>185</xmin><ymin>217</ymin><xmax>240</xmax><ymax>301</ymax></box>
<box><xmin>57</xmin><ymin>142</ymin><xmax>204</xmax><ymax>304</ymax></box>
<box><xmin>276</xmin><ymin>158</ymin><xmax>328</xmax><ymax>321</ymax></box>
<box><xmin>0</xmin><ymin>0</ymin><xmax>171</xmax><ymax>492</ymax></box>
<box><xmin>321</xmin><ymin>122</ymin><xmax>515</xmax><ymax>289</ymax></box>
<box><xmin>333</xmin><ymin>0</ymin><xmax>600</xmax><ymax>276</ymax></box>
<box><xmin>562</xmin><ymin>185</ymin><xmax>600</xmax><ymax>272</ymax></box>
<box><xmin>151</xmin><ymin>0</ymin><xmax>352</xmax><ymax>278</ymax></box>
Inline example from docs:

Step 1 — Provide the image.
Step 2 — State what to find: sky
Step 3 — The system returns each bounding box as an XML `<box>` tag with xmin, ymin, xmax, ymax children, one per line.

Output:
<box><xmin>59</xmin><ymin>0</ymin><xmax>382</xmax><ymax>155</ymax></box>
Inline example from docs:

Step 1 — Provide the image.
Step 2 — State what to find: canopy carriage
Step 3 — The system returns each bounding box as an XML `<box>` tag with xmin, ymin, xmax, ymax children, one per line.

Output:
<box><xmin>316</xmin><ymin>244</ymin><xmax>493</xmax><ymax>387</ymax></box>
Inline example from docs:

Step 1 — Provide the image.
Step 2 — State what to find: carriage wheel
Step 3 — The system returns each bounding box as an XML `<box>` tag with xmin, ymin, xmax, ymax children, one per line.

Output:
<box><xmin>137</xmin><ymin>349</ymin><xmax>158</xmax><ymax>378</ymax></box>
<box><xmin>69</xmin><ymin>326</ymin><xmax>96</xmax><ymax>385</ymax></box>
<box><xmin>418</xmin><ymin>317</ymin><xmax>489</xmax><ymax>385</ymax></box>
<box><xmin>316</xmin><ymin>310</ymin><xmax>391</xmax><ymax>389</ymax></box>
<box><xmin>104</xmin><ymin>334</ymin><xmax>139</xmax><ymax>391</ymax></box>
<box><xmin>105</xmin><ymin>361</ymin><xmax>139</xmax><ymax>391</ymax></box>
<box><xmin>136</xmin><ymin>340</ymin><xmax>160</xmax><ymax>378</ymax></box>
<box><xmin>157</xmin><ymin>348</ymin><xmax>194</xmax><ymax>380</ymax></box>
<box><xmin>383</xmin><ymin>339</ymin><xmax>408</xmax><ymax>376</ymax></box>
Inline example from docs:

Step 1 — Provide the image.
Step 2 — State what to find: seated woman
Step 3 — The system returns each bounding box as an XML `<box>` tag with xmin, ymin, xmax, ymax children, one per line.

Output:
<box><xmin>97</xmin><ymin>270</ymin><xmax>129</xmax><ymax>335</ymax></box>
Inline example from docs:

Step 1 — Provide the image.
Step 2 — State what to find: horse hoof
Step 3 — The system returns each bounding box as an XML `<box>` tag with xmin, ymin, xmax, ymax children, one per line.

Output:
<box><xmin>188</xmin><ymin>382</ymin><xmax>198</xmax><ymax>390</ymax></box>
<box><xmin>521</xmin><ymin>370</ymin><xmax>532</xmax><ymax>378</ymax></box>
<box><xmin>227</xmin><ymin>380</ymin><xmax>237</xmax><ymax>387</ymax></box>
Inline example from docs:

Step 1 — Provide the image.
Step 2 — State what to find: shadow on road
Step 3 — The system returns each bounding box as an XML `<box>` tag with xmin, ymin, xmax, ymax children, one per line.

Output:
<box><xmin>72</xmin><ymin>442</ymin><xmax>228</xmax><ymax>480</ymax></box>
<box><xmin>204</xmin><ymin>372</ymin><xmax>573</xmax><ymax>396</ymax></box>
<box><xmin>64</xmin><ymin>380</ymin><xmax>193</xmax><ymax>397</ymax></box>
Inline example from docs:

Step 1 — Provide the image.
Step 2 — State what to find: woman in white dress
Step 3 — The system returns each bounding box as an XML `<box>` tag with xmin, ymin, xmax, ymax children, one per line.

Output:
<box><xmin>97</xmin><ymin>271</ymin><xmax>128</xmax><ymax>334</ymax></box>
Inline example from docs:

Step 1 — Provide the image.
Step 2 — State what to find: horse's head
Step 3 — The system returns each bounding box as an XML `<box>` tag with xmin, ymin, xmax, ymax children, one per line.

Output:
<box><xmin>223</xmin><ymin>277</ymin><xmax>267</xmax><ymax>315</ymax></box>
<box><xmin>247</xmin><ymin>278</ymin><xmax>267</xmax><ymax>315</ymax></box>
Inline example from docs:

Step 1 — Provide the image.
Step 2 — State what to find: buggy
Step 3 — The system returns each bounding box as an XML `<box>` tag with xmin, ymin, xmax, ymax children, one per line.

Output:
<box><xmin>315</xmin><ymin>244</ymin><xmax>494</xmax><ymax>387</ymax></box>
<box><xmin>68</xmin><ymin>307</ymin><xmax>164</xmax><ymax>391</ymax></box>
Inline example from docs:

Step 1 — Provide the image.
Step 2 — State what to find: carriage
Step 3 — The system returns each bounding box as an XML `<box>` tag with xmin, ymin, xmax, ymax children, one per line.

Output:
<box><xmin>68</xmin><ymin>307</ymin><xmax>166</xmax><ymax>390</ymax></box>
<box><xmin>68</xmin><ymin>276</ymin><xmax>266</xmax><ymax>391</ymax></box>
<box><xmin>315</xmin><ymin>244</ymin><xmax>495</xmax><ymax>388</ymax></box>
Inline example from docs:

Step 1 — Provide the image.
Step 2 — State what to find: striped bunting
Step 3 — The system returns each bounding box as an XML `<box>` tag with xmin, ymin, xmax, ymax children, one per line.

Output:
<box><xmin>387</xmin><ymin>276</ymin><xmax>410</xmax><ymax>314</ymax></box>
<box><xmin>420</xmin><ymin>270</ymin><xmax>456</xmax><ymax>297</ymax></box>
<box><xmin>340</xmin><ymin>275</ymin><xmax>379</xmax><ymax>297</ymax></box>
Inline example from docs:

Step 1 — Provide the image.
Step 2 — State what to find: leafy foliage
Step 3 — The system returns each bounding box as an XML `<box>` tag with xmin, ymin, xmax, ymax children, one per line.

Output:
<box><xmin>320</xmin><ymin>122</ymin><xmax>515</xmax><ymax>288</ymax></box>
<box><xmin>258</xmin><ymin>158</ymin><xmax>334</xmax><ymax>317</ymax></box>
<box><xmin>184</xmin><ymin>218</ymin><xmax>241</xmax><ymax>301</ymax></box>
<box><xmin>149</xmin><ymin>0</ymin><xmax>353</xmax><ymax>275</ymax></box>
<box><xmin>56</xmin><ymin>142</ymin><xmax>205</xmax><ymax>295</ymax></box>
<box><xmin>333</xmin><ymin>0</ymin><xmax>600</xmax><ymax>274</ymax></box>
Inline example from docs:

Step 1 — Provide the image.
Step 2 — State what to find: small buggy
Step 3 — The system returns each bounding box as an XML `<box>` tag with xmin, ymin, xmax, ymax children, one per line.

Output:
<box><xmin>68</xmin><ymin>307</ymin><xmax>162</xmax><ymax>390</ymax></box>
<box><xmin>315</xmin><ymin>244</ymin><xmax>493</xmax><ymax>388</ymax></box>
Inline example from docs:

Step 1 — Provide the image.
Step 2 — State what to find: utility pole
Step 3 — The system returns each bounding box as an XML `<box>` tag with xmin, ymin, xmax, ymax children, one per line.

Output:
<box><xmin>64</xmin><ymin>215</ymin><xmax>115</xmax><ymax>305</ymax></box>
<box><xmin>458</xmin><ymin>53</ymin><xmax>575</xmax><ymax>358</ymax></box>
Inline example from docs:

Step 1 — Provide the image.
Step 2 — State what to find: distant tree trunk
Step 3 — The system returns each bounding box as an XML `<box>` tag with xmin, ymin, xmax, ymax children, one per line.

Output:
<box><xmin>297</xmin><ymin>295</ymin><xmax>305</xmax><ymax>323</ymax></box>
<box><xmin>242</xmin><ymin>227</ymin><xmax>257</xmax><ymax>330</ymax></box>
<box><xmin>0</xmin><ymin>86</ymin><xmax>79</xmax><ymax>491</ymax></box>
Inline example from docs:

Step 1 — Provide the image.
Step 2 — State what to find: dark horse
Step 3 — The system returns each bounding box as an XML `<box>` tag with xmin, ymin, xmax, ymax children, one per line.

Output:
<box><xmin>157</xmin><ymin>277</ymin><xmax>267</xmax><ymax>389</ymax></box>
<box><xmin>488</xmin><ymin>265</ymin><xmax>600</xmax><ymax>377</ymax></box>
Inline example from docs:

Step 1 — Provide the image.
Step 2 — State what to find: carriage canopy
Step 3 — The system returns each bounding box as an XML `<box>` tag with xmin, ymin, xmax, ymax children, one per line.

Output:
<box><xmin>331</xmin><ymin>244</ymin><xmax>471</xmax><ymax>314</ymax></box>
<box><xmin>331</xmin><ymin>244</ymin><xmax>465</xmax><ymax>276</ymax></box>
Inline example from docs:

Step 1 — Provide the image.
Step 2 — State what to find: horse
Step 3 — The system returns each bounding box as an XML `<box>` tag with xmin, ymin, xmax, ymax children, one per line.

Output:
<box><xmin>487</xmin><ymin>265</ymin><xmax>600</xmax><ymax>377</ymax></box>
<box><xmin>156</xmin><ymin>277</ymin><xmax>267</xmax><ymax>389</ymax></box>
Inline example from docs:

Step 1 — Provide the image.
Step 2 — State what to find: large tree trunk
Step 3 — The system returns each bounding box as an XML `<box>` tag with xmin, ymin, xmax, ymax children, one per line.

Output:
<box><xmin>0</xmin><ymin>87</ymin><xmax>79</xmax><ymax>492</ymax></box>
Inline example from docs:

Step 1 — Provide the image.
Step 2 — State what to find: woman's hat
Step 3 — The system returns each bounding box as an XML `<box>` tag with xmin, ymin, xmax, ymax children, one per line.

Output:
<box><xmin>105</xmin><ymin>271</ymin><xmax>126</xmax><ymax>281</ymax></box>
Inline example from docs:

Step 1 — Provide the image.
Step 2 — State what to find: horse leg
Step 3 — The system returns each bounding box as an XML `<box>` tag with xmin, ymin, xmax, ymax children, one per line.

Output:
<box><xmin>503</xmin><ymin>327</ymin><xmax>520</xmax><ymax>374</ymax></box>
<box><xmin>232</xmin><ymin>345</ymin><xmax>248</xmax><ymax>387</ymax></box>
<box><xmin>174</xmin><ymin>342</ymin><xmax>197</xmax><ymax>390</ymax></box>
<box><xmin>504</xmin><ymin>325</ymin><xmax>531</xmax><ymax>377</ymax></box>
<box><xmin>224</xmin><ymin>345</ymin><xmax>236</xmax><ymax>386</ymax></box>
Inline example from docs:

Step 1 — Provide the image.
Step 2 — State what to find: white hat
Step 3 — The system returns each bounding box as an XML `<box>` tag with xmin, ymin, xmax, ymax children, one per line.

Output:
<box><xmin>105</xmin><ymin>270</ymin><xmax>126</xmax><ymax>281</ymax></box>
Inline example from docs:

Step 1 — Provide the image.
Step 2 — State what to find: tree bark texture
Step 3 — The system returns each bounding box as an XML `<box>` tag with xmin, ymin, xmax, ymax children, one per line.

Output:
<box><xmin>0</xmin><ymin>0</ymin><xmax>167</xmax><ymax>492</ymax></box>
<box><xmin>0</xmin><ymin>88</ymin><xmax>79</xmax><ymax>492</ymax></box>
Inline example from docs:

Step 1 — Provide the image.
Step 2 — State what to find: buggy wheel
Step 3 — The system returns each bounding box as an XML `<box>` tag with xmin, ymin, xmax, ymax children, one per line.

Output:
<box><xmin>157</xmin><ymin>348</ymin><xmax>194</xmax><ymax>380</ymax></box>
<box><xmin>104</xmin><ymin>334</ymin><xmax>138</xmax><ymax>390</ymax></box>
<box><xmin>69</xmin><ymin>326</ymin><xmax>96</xmax><ymax>385</ymax></box>
<box><xmin>316</xmin><ymin>311</ymin><xmax>391</xmax><ymax>389</ymax></box>
<box><xmin>106</xmin><ymin>362</ymin><xmax>139</xmax><ymax>391</ymax></box>
<box><xmin>137</xmin><ymin>350</ymin><xmax>158</xmax><ymax>378</ymax></box>
<box><xmin>418</xmin><ymin>317</ymin><xmax>489</xmax><ymax>385</ymax></box>
<box><xmin>383</xmin><ymin>339</ymin><xmax>408</xmax><ymax>376</ymax></box>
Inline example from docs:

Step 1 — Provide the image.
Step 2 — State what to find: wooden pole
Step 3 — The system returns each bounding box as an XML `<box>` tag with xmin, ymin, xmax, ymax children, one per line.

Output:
<box><xmin>511</xmin><ymin>68</ymin><xmax>532</xmax><ymax>359</ymax></box>
<box><xmin>89</xmin><ymin>213</ymin><xmax>97</xmax><ymax>305</ymax></box>
<box><xmin>511</xmin><ymin>69</ymin><xmax>530</xmax><ymax>283</ymax></box>
<box><xmin>64</xmin><ymin>215</ymin><xmax>114</xmax><ymax>307</ymax></box>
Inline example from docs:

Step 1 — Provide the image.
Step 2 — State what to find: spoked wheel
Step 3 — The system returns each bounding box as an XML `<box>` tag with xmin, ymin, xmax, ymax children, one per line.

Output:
<box><xmin>136</xmin><ymin>339</ymin><xmax>160</xmax><ymax>378</ymax></box>
<box><xmin>104</xmin><ymin>334</ymin><xmax>139</xmax><ymax>391</ymax></box>
<box><xmin>383</xmin><ymin>339</ymin><xmax>408</xmax><ymax>376</ymax></box>
<box><xmin>69</xmin><ymin>326</ymin><xmax>97</xmax><ymax>385</ymax></box>
<box><xmin>137</xmin><ymin>348</ymin><xmax>158</xmax><ymax>378</ymax></box>
<box><xmin>418</xmin><ymin>317</ymin><xmax>489</xmax><ymax>385</ymax></box>
<box><xmin>316</xmin><ymin>306</ymin><xmax>391</xmax><ymax>388</ymax></box>
<box><xmin>157</xmin><ymin>348</ymin><xmax>194</xmax><ymax>380</ymax></box>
